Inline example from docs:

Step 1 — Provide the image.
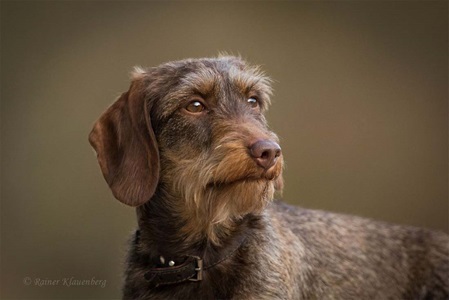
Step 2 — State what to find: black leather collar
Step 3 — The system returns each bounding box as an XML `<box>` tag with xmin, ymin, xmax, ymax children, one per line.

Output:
<box><xmin>144</xmin><ymin>255</ymin><xmax>203</xmax><ymax>286</ymax></box>
<box><xmin>138</xmin><ymin>230</ymin><xmax>247</xmax><ymax>287</ymax></box>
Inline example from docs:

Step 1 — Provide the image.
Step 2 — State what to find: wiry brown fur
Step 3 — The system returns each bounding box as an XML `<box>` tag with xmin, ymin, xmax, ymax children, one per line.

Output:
<box><xmin>89</xmin><ymin>56</ymin><xmax>449</xmax><ymax>299</ymax></box>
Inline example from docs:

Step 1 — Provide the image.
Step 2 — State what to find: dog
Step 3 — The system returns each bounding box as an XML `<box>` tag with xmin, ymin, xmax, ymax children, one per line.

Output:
<box><xmin>89</xmin><ymin>56</ymin><xmax>448</xmax><ymax>299</ymax></box>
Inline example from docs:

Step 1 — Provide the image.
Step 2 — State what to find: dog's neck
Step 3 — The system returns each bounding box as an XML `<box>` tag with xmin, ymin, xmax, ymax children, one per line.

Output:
<box><xmin>135</xmin><ymin>190</ymin><xmax>261</xmax><ymax>261</ymax></box>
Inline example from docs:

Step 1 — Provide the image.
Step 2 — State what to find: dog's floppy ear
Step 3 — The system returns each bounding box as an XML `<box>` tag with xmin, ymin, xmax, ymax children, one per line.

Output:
<box><xmin>89</xmin><ymin>78</ymin><xmax>159</xmax><ymax>207</ymax></box>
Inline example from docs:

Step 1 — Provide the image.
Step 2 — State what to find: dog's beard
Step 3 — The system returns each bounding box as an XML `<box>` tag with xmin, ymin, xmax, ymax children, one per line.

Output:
<box><xmin>157</xmin><ymin>167</ymin><xmax>276</xmax><ymax>245</ymax></box>
<box><xmin>202</xmin><ymin>179</ymin><xmax>274</xmax><ymax>223</ymax></box>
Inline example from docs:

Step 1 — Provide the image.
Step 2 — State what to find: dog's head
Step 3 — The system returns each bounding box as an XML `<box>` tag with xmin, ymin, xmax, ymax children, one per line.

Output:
<box><xmin>89</xmin><ymin>56</ymin><xmax>283</xmax><ymax>222</ymax></box>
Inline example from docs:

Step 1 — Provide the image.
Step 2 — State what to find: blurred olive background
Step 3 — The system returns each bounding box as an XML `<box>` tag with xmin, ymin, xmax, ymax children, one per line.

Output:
<box><xmin>1</xmin><ymin>1</ymin><xmax>447</xmax><ymax>299</ymax></box>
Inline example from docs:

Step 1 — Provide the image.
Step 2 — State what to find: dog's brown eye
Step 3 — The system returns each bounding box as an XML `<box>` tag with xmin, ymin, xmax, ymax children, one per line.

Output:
<box><xmin>185</xmin><ymin>101</ymin><xmax>205</xmax><ymax>113</ymax></box>
<box><xmin>247</xmin><ymin>97</ymin><xmax>259</xmax><ymax>108</ymax></box>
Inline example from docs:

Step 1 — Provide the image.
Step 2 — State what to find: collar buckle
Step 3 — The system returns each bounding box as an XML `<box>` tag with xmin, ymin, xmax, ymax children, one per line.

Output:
<box><xmin>188</xmin><ymin>256</ymin><xmax>203</xmax><ymax>282</ymax></box>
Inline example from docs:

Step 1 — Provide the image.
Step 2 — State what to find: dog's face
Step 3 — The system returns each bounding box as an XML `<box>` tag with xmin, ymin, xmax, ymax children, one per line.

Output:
<box><xmin>89</xmin><ymin>56</ymin><xmax>283</xmax><ymax>225</ymax></box>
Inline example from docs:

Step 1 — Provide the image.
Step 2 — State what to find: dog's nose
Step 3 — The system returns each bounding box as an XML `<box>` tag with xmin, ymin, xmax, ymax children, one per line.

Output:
<box><xmin>249</xmin><ymin>140</ymin><xmax>282</xmax><ymax>170</ymax></box>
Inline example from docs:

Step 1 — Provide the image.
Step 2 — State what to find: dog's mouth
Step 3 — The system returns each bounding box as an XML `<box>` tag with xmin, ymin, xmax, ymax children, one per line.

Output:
<box><xmin>207</xmin><ymin>172</ymin><xmax>278</xmax><ymax>188</ymax></box>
